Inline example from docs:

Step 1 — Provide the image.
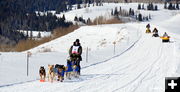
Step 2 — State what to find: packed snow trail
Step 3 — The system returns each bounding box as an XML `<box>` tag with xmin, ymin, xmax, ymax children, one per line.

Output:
<box><xmin>0</xmin><ymin>24</ymin><xmax>178</xmax><ymax>92</ymax></box>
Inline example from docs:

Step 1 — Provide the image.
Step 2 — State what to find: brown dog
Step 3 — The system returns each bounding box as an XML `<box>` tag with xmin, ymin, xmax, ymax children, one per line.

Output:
<box><xmin>39</xmin><ymin>66</ymin><xmax>46</xmax><ymax>81</ymax></box>
<box><xmin>48</xmin><ymin>65</ymin><xmax>55</xmax><ymax>83</ymax></box>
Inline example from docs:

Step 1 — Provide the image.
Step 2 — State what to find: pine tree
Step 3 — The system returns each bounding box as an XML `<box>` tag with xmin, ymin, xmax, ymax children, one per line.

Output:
<box><xmin>142</xmin><ymin>4</ymin><xmax>144</xmax><ymax>10</ymax></box>
<box><xmin>138</xmin><ymin>13</ymin><xmax>143</xmax><ymax>21</ymax></box>
<box><xmin>176</xmin><ymin>3</ymin><xmax>179</xmax><ymax>9</ymax></box>
<box><xmin>149</xmin><ymin>14</ymin><xmax>151</xmax><ymax>19</ymax></box>
<box><xmin>77</xmin><ymin>4</ymin><xmax>81</xmax><ymax>9</ymax></box>
<box><xmin>111</xmin><ymin>9</ymin><xmax>114</xmax><ymax>16</ymax></box>
<box><xmin>155</xmin><ymin>5</ymin><xmax>158</xmax><ymax>10</ymax></box>
<box><xmin>129</xmin><ymin>8</ymin><xmax>132</xmax><ymax>16</ymax></box>
<box><xmin>37</xmin><ymin>31</ymin><xmax>41</xmax><ymax>38</ymax></box>
<box><xmin>131</xmin><ymin>9</ymin><xmax>134</xmax><ymax>16</ymax></box>
<box><xmin>146</xmin><ymin>16</ymin><xmax>149</xmax><ymax>21</ymax></box>
<box><xmin>168</xmin><ymin>3</ymin><xmax>173</xmax><ymax>10</ymax></box>
<box><xmin>87</xmin><ymin>18</ymin><xmax>92</xmax><ymax>24</ymax></box>
<box><xmin>62</xmin><ymin>14</ymin><xmax>66</xmax><ymax>21</ymax></box>
<box><xmin>119</xmin><ymin>6</ymin><xmax>122</xmax><ymax>13</ymax></box>
<box><xmin>164</xmin><ymin>2</ymin><xmax>167</xmax><ymax>9</ymax></box>
<box><xmin>114</xmin><ymin>7</ymin><xmax>119</xmax><ymax>16</ymax></box>
<box><xmin>124</xmin><ymin>0</ymin><xmax>128</xmax><ymax>3</ymax></box>
<box><xmin>74</xmin><ymin>16</ymin><xmax>78</xmax><ymax>21</ymax></box>
<box><xmin>138</xmin><ymin>4</ymin><xmax>141</xmax><ymax>10</ymax></box>
<box><xmin>173</xmin><ymin>4</ymin><xmax>176</xmax><ymax>10</ymax></box>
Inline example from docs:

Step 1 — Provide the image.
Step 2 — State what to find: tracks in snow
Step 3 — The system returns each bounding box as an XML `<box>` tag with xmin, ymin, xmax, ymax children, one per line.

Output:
<box><xmin>0</xmin><ymin>25</ymin><xmax>178</xmax><ymax>92</ymax></box>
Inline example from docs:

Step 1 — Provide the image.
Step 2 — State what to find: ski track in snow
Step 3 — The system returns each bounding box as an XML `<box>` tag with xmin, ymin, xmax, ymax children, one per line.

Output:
<box><xmin>0</xmin><ymin>23</ymin><xmax>179</xmax><ymax>92</ymax></box>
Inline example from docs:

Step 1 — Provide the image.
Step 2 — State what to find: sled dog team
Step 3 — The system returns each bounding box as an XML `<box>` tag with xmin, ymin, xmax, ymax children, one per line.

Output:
<box><xmin>145</xmin><ymin>24</ymin><xmax>170</xmax><ymax>42</ymax></box>
<box><xmin>39</xmin><ymin>39</ymin><xmax>82</xmax><ymax>82</ymax></box>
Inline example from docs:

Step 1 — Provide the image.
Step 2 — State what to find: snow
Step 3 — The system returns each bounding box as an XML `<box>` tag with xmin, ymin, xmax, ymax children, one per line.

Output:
<box><xmin>17</xmin><ymin>30</ymin><xmax>51</xmax><ymax>38</ymax></box>
<box><xmin>1</xmin><ymin>3</ymin><xmax>180</xmax><ymax>92</ymax></box>
<box><xmin>28</xmin><ymin>24</ymin><xmax>137</xmax><ymax>53</ymax></box>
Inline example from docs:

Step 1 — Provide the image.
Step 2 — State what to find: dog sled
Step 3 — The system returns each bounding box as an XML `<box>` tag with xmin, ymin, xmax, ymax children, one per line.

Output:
<box><xmin>39</xmin><ymin>39</ymin><xmax>82</xmax><ymax>83</ymax></box>
<box><xmin>66</xmin><ymin>56</ymin><xmax>81</xmax><ymax>79</ymax></box>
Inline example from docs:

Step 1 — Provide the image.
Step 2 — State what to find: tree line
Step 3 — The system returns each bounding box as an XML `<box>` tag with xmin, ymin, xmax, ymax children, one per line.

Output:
<box><xmin>0</xmin><ymin>0</ymin><xmax>89</xmax><ymax>45</ymax></box>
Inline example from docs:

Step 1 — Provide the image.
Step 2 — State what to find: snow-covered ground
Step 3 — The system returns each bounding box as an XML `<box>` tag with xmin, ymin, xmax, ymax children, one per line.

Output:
<box><xmin>1</xmin><ymin>3</ymin><xmax>180</xmax><ymax>92</ymax></box>
<box><xmin>17</xmin><ymin>30</ymin><xmax>51</xmax><ymax>38</ymax></box>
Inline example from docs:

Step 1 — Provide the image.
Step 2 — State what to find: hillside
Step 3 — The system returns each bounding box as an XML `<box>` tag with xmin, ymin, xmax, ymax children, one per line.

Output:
<box><xmin>0</xmin><ymin>2</ymin><xmax>180</xmax><ymax>92</ymax></box>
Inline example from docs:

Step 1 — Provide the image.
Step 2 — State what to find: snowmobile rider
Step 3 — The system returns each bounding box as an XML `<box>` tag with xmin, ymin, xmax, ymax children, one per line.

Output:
<box><xmin>163</xmin><ymin>32</ymin><xmax>169</xmax><ymax>37</ymax></box>
<box><xmin>69</xmin><ymin>39</ymin><xmax>82</xmax><ymax>75</ymax></box>
<box><xmin>152</xmin><ymin>28</ymin><xmax>159</xmax><ymax>37</ymax></box>
<box><xmin>153</xmin><ymin>28</ymin><xmax>158</xmax><ymax>33</ymax></box>
<box><xmin>146</xmin><ymin>24</ymin><xmax>150</xmax><ymax>29</ymax></box>
<box><xmin>145</xmin><ymin>24</ymin><xmax>151</xmax><ymax>33</ymax></box>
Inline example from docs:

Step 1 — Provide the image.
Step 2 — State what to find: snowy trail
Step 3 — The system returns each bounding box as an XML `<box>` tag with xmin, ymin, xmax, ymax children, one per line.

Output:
<box><xmin>0</xmin><ymin>24</ymin><xmax>178</xmax><ymax>92</ymax></box>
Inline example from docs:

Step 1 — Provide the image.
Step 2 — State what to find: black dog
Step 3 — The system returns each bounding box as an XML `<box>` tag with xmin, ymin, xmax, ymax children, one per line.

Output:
<box><xmin>39</xmin><ymin>66</ymin><xmax>46</xmax><ymax>81</ymax></box>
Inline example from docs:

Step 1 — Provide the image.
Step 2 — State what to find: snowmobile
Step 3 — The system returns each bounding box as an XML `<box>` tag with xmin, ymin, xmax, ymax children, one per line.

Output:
<box><xmin>152</xmin><ymin>28</ymin><xmax>159</xmax><ymax>37</ymax></box>
<box><xmin>160</xmin><ymin>36</ymin><xmax>170</xmax><ymax>42</ymax></box>
<box><xmin>146</xmin><ymin>28</ymin><xmax>151</xmax><ymax>33</ymax></box>
<box><xmin>152</xmin><ymin>33</ymin><xmax>159</xmax><ymax>37</ymax></box>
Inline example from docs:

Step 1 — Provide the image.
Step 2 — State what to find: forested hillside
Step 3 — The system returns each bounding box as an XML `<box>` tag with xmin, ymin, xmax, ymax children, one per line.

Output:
<box><xmin>0</xmin><ymin>0</ymin><xmax>88</xmax><ymax>46</ymax></box>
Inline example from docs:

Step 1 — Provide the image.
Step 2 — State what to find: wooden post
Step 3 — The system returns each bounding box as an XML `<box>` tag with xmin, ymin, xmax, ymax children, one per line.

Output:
<box><xmin>113</xmin><ymin>42</ymin><xmax>116</xmax><ymax>55</ymax></box>
<box><xmin>27</xmin><ymin>52</ymin><xmax>31</xmax><ymax>76</ymax></box>
<box><xmin>86</xmin><ymin>47</ymin><xmax>88</xmax><ymax>63</ymax></box>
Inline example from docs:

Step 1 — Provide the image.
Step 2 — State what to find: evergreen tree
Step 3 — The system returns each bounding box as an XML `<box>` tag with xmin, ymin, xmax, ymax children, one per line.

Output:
<box><xmin>124</xmin><ymin>0</ymin><xmax>128</xmax><ymax>3</ymax></box>
<box><xmin>77</xmin><ymin>4</ymin><xmax>81</xmax><ymax>9</ymax></box>
<box><xmin>37</xmin><ymin>31</ymin><xmax>41</xmax><ymax>38</ymax></box>
<box><xmin>111</xmin><ymin>9</ymin><xmax>114</xmax><ymax>16</ymax></box>
<box><xmin>87</xmin><ymin>18</ymin><xmax>92</xmax><ymax>24</ymax></box>
<box><xmin>129</xmin><ymin>8</ymin><xmax>132</xmax><ymax>16</ymax></box>
<box><xmin>62</xmin><ymin>14</ymin><xmax>66</xmax><ymax>21</ymax></box>
<box><xmin>142</xmin><ymin>4</ymin><xmax>145</xmax><ymax>10</ymax></box>
<box><xmin>164</xmin><ymin>2</ymin><xmax>167</xmax><ymax>9</ymax></box>
<box><xmin>168</xmin><ymin>3</ymin><xmax>173</xmax><ymax>10</ymax></box>
<box><xmin>138</xmin><ymin>4</ymin><xmax>141</xmax><ymax>10</ymax></box>
<box><xmin>155</xmin><ymin>5</ymin><xmax>158</xmax><ymax>10</ymax></box>
<box><xmin>149</xmin><ymin>14</ymin><xmax>151</xmax><ymax>19</ymax></box>
<box><xmin>114</xmin><ymin>7</ymin><xmax>119</xmax><ymax>16</ymax></box>
<box><xmin>138</xmin><ymin>13</ymin><xmax>143</xmax><ymax>21</ymax></box>
<box><xmin>172</xmin><ymin>4</ymin><xmax>176</xmax><ymax>10</ymax></box>
<box><xmin>176</xmin><ymin>3</ymin><xmax>179</xmax><ymax>9</ymax></box>
<box><xmin>119</xmin><ymin>6</ymin><xmax>122</xmax><ymax>13</ymax></box>
<box><xmin>74</xmin><ymin>16</ymin><xmax>78</xmax><ymax>21</ymax></box>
